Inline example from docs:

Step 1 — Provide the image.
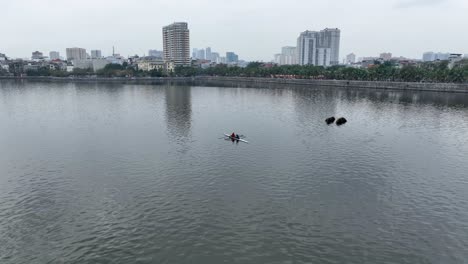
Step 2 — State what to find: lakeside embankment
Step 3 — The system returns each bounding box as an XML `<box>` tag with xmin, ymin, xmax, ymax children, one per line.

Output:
<box><xmin>1</xmin><ymin>76</ymin><xmax>468</xmax><ymax>93</ymax></box>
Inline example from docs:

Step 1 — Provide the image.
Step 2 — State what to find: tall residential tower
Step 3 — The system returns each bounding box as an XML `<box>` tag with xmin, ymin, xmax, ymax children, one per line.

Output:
<box><xmin>163</xmin><ymin>22</ymin><xmax>190</xmax><ymax>66</ymax></box>
<box><xmin>66</xmin><ymin>47</ymin><xmax>87</xmax><ymax>61</ymax></box>
<box><xmin>297</xmin><ymin>28</ymin><xmax>340</xmax><ymax>66</ymax></box>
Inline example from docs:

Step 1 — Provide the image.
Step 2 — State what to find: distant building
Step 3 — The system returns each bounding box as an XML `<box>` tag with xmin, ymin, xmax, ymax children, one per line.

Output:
<box><xmin>49</xmin><ymin>51</ymin><xmax>60</xmax><ymax>60</ymax></box>
<box><xmin>218</xmin><ymin>56</ymin><xmax>226</xmax><ymax>64</ymax></box>
<box><xmin>148</xmin><ymin>49</ymin><xmax>163</xmax><ymax>58</ymax></box>
<box><xmin>275</xmin><ymin>46</ymin><xmax>297</xmax><ymax>65</ymax></box>
<box><xmin>346</xmin><ymin>53</ymin><xmax>356</xmax><ymax>64</ymax></box>
<box><xmin>423</xmin><ymin>52</ymin><xmax>435</xmax><ymax>62</ymax></box>
<box><xmin>73</xmin><ymin>59</ymin><xmax>109</xmax><ymax>72</ymax></box>
<box><xmin>423</xmin><ymin>51</ymin><xmax>451</xmax><ymax>62</ymax></box>
<box><xmin>274</xmin><ymin>54</ymin><xmax>282</xmax><ymax>64</ymax></box>
<box><xmin>163</xmin><ymin>22</ymin><xmax>190</xmax><ymax>67</ymax></box>
<box><xmin>210</xmin><ymin>52</ymin><xmax>220</xmax><ymax>62</ymax></box>
<box><xmin>360</xmin><ymin>57</ymin><xmax>379</xmax><ymax>62</ymax></box>
<box><xmin>192</xmin><ymin>48</ymin><xmax>198</xmax><ymax>59</ymax></box>
<box><xmin>49</xmin><ymin>61</ymin><xmax>67</xmax><ymax>71</ymax></box>
<box><xmin>66</xmin><ymin>47</ymin><xmax>87</xmax><ymax>61</ymax></box>
<box><xmin>0</xmin><ymin>53</ymin><xmax>7</xmax><ymax>61</ymax></box>
<box><xmin>226</xmin><ymin>52</ymin><xmax>239</xmax><ymax>63</ymax></box>
<box><xmin>205</xmin><ymin>47</ymin><xmax>212</xmax><ymax>61</ymax></box>
<box><xmin>380</xmin><ymin>52</ymin><xmax>392</xmax><ymax>61</ymax></box>
<box><xmin>31</xmin><ymin>51</ymin><xmax>45</xmax><ymax>60</ymax></box>
<box><xmin>91</xmin><ymin>50</ymin><xmax>102</xmax><ymax>59</ymax></box>
<box><xmin>297</xmin><ymin>28</ymin><xmax>340</xmax><ymax>66</ymax></box>
<box><xmin>448</xmin><ymin>54</ymin><xmax>463</xmax><ymax>69</ymax></box>
<box><xmin>436</xmin><ymin>53</ymin><xmax>450</xmax><ymax>61</ymax></box>
<box><xmin>136</xmin><ymin>58</ymin><xmax>165</xmax><ymax>71</ymax></box>
<box><xmin>196</xmin><ymin>49</ymin><xmax>205</xmax><ymax>60</ymax></box>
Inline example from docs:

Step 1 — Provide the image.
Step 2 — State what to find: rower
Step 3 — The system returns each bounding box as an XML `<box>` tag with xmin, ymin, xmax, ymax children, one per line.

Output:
<box><xmin>231</xmin><ymin>132</ymin><xmax>236</xmax><ymax>138</ymax></box>
<box><xmin>235</xmin><ymin>134</ymin><xmax>240</xmax><ymax>139</ymax></box>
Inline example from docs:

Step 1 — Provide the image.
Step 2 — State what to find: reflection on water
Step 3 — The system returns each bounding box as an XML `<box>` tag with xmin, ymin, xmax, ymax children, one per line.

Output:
<box><xmin>164</xmin><ymin>85</ymin><xmax>192</xmax><ymax>139</ymax></box>
<box><xmin>1</xmin><ymin>80</ymin><xmax>468</xmax><ymax>264</ymax></box>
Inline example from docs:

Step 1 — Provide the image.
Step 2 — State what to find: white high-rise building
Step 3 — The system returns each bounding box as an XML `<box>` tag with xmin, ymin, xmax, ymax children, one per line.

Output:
<box><xmin>163</xmin><ymin>22</ymin><xmax>190</xmax><ymax>66</ymax></box>
<box><xmin>297</xmin><ymin>28</ymin><xmax>340</xmax><ymax>66</ymax></box>
<box><xmin>280</xmin><ymin>46</ymin><xmax>297</xmax><ymax>65</ymax></box>
<box><xmin>205</xmin><ymin>47</ymin><xmax>212</xmax><ymax>61</ymax></box>
<box><xmin>346</xmin><ymin>53</ymin><xmax>356</xmax><ymax>64</ymax></box>
<box><xmin>196</xmin><ymin>49</ymin><xmax>205</xmax><ymax>60</ymax></box>
<box><xmin>211</xmin><ymin>52</ymin><xmax>220</xmax><ymax>62</ymax></box>
<box><xmin>66</xmin><ymin>47</ymin><xmax>87</xmax><ymax>61</ymax></box>
<box><xmin>49</xmin><ymin>51</ymin><xmax>60</xmax><ymax>60</ymax></box>
<box><xmin>91</xmin><ymin>50</ymin><xmax>102</xmax><ymax>59</ymax></box>
<box><xmin>317</xmin><ymin>48</ymin><xmax>331</xmax><ymax>66</ymax></box>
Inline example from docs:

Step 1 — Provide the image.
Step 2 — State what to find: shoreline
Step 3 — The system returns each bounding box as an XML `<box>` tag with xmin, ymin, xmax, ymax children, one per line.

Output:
<box><xmin>1</xmin><ymin>76</ymin><xmax>467</xmax><ymax>93</ymax></box>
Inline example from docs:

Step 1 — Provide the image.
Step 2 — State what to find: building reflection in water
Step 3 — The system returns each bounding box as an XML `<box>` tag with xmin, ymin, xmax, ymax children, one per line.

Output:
<box><xmin>164</xmin><ymin>85</ymin><xmax>192</xmax><ymax>141</ymax></box>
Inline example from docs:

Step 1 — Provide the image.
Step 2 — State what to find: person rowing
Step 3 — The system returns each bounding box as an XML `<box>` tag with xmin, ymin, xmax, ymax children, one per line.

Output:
<box><xmin>224</xmin><ymin>133</ymin><xmax>249</xmax><ymax>143</ymax></box>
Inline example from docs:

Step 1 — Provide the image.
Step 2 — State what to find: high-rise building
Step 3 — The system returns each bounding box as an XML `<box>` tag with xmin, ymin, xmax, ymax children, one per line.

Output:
<box><xmin>192</xmin><ymin>48</ymin><xmax>198</xmax><ymax>59</ymax></box>
<box><xmin>91</xmin><ymin>50</ymin><xmax>102</xmax><ymax>59</ymax></box>
<box><xmin>196</xmin><ymin>49</ymin><xmax>205</xmax><ymax>60</ymax></box>
<box><xmin>163</xmin><ymin>22</ymin><xmax>190</xmax><ymax>66</ymax></box>
<box><xmin>297</xmin><ymin>28</ymin><xmax>340</xmax><ymax>66</ymax></box>
<box><xmin>423</xmin><ymin>52</ymin><xmax>451</xmax><ymax>62</ymax></box>
<box><xmin>31</xmin><ymin>51</ymin><xmax>44</xmax><ymax>60</ymax></box>
<box><xmin>346</xmin><ymin>53</ymin><xmax>356</xmax><ymax>64</ymax></box>
<box><xmin>66</xmin><ymin>47</ymin><xmax>87</xmax><ymax>61</ymax></box>
<box><xmin>205</xmin><ymin>47</ymin><xmax>212</xmax><ymax>61</ymax></box>
<box><xmin>380</xmin><ymin>52</ymin><xmax>392</xmax><ymax>61</ymax></box>
<box><xmin>274</xmin><ymin>54</ymin><xmax>282</xmax><ymax>64</ymax></box>
<box><xmin>423</xmin><ymin>52</ymin><xmax>435</xmax><ymax>62</ymax></box>
<box><xmin>226</xmin><ymin>52</ymin><xmax>239</xmax><ymax>63</ymax></box>
<box><xmin>281</xmin><ymin>46</ymin><xmax>297</xmax><ymax>65</ymax></box>
<box><xmin>211</xmin><ymin>52</ymin><xmax>220</xmax><ymax>62</ymax></box>
<box><xmin>148</xmin><ymin>49</ymin><xmax>163</xmax><ymax>58</ymax></box>
<box><xmin>49</xmin><ymin>51</ymin><xmax>60</xmax><ymax>60</ymax></box>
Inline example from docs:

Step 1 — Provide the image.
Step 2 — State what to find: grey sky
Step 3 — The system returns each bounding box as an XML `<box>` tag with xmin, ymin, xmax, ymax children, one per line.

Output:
<box><xmin>1</xmin><ymin>0</ymin><xmax>467</xmax><ymax>61</ymax></box>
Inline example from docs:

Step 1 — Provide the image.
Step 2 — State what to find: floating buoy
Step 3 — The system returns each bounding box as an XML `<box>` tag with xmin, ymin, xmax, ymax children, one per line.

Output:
<box><xmin>325</xmin><ymin>117</ymin><xmax>335</xmax><ymax>125</ymax></box>
<box><xmin>336</xmin><ymin>117</ymin><xmax>347</xmax><ymax>126</ymax></box>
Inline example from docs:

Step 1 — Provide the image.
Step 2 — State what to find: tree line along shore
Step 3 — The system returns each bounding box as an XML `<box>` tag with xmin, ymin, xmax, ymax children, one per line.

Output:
<box><xmin>1</xmin><ymin>60</ymin><xmax>468</xmax><ymax>84</ymax></box>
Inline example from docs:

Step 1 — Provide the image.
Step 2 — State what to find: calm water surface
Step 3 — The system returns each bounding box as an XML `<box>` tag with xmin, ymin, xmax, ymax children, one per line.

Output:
<box><xmin>1</xmin><ymin>81</ymin><xmax>468</xmax><ymax>264</ymax></box>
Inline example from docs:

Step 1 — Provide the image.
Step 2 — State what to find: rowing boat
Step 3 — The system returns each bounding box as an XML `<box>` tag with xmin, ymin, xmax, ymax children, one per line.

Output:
<box><xmin>224</xmin><ymin>134</ymin><xmax>249</xmax><ymax>143</ymax></box>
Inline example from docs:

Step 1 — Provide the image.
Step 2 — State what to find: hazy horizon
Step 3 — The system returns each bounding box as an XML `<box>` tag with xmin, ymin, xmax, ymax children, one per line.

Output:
<box><xmin>2</xmin><ymin>0</ymin><xmax>468</xmax><ymax>61</ymax></box>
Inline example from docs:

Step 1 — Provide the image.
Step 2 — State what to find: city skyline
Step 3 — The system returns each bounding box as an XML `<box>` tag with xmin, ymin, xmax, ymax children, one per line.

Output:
<box><xmin>2</xmin><ymin>0</ymin><xmax>467</xmax><ymax>61</ymax></box>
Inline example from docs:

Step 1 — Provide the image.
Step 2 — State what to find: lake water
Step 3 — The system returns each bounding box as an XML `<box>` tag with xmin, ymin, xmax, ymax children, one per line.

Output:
<box><xmin>1</xmin><ymin>80</ymin><xmax>468</xmax><ymax>264</ymax></box>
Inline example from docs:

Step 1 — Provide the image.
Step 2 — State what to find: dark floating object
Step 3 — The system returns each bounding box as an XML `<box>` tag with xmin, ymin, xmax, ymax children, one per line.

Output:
<box><xmin>336</xmin><ymin>117</ymin><xmax>347</xmax><ymax>126</ymax></box>
<box><xmin>325</xmin><ymin>117</ymin><xmax>335</xmax><ymax>125</ymax></box>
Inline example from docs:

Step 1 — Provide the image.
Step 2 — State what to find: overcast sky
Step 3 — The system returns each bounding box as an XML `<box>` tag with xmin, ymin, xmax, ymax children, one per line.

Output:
<box><xmin>1</xmin><ymin>0</ymin><xmax>467</xmax><ymax>61</ymax></box>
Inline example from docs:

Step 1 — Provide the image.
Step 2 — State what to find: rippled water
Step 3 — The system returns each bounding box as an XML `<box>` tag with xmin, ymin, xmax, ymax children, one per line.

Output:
<box><xmin>1</xmin><ymin>80</ymin><xmax>468</xmax><ymax>264</ymax></box>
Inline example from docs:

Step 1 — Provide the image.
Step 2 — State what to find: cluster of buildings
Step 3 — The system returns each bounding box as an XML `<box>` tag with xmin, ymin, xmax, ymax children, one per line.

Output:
<box><xmin>342</xmin><ymin>50</ymin><xmax>467</xmax><ymax>69</ymax></box>
<box><xmin>192</xmin><ymin>47</ymin><xmax>243</xmax><ymax>66</ymax></box>
<box><xmin>1</xmin><ymin>21</ymin><xmax>247</xmax><ymax>77</ymax></box>
<box><xmin>3</xmin><ymin>21</ymin><xmax>467</xmax><ymax>77</ymax></box>
<box><xmin>273</xmin><ymin>28</ymin><xmax>341</xmax><ymax>67</ymax></box>
<box><xmin>0</xmin><ymin>46</ymin><xmax>130</xmax><ymax>76</ymax></box>
<box><xmin>344</xmin><ymin>52</ymin><xmax>422</xmax><ymax>68</ymax></box>
<box><xmin>422</xmin><ymin>52</ymin><xmax>466</xmax><ymax>62</ymax></box>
